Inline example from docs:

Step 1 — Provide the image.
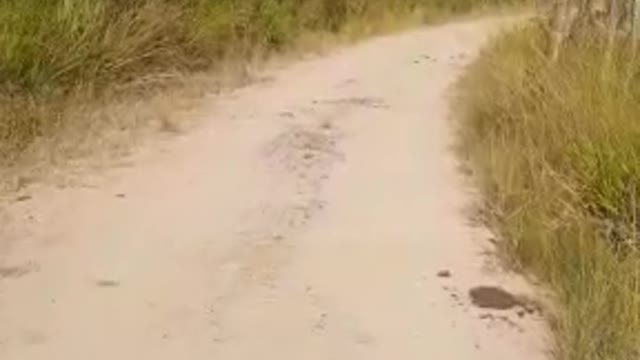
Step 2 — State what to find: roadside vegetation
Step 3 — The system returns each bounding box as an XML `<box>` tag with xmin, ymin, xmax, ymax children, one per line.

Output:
<box><xmin>0</xmin><ymin>0</ymin><xmax>518</xmax><ymax>173</ymax></box>
<box><xmin>459</xmin><ymin>1</ymin><xmax>640</xmax><ymax>359</ymax></box>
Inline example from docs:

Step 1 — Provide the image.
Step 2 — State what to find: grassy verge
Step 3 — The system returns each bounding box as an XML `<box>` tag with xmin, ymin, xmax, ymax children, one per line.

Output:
<box><xmin>458</xmin><ymin>21</ymin><xmax>640</xmax><ymax>360</ymax></box>
<box><xmin>0</xmin><ymin>0</ymin><xmax>521</xmax><ymax>178</ymax></box>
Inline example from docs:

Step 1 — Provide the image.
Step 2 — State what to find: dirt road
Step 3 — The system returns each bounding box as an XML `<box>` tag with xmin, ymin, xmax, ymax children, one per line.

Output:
<box><xmin>0</xmin><ymin>18</ymin><xmax>547</xmax><ymax>360</ymax></box>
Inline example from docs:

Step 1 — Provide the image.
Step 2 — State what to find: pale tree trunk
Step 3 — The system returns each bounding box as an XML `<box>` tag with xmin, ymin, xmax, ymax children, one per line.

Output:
<box><xmin>632</xmin><ymin>0</ymin><xmax>640</xmax><ymax>53</ymax></box>
<box><xmin>580</xmin><ymin>0</ymin><xmax>599</xmax><ymax>33</ymax></box>
<box><xmin>624</xmin><ymin>0</ymin><xmax>640</xmax><ymax>90</ymax></box>
<box><xmin>550</xmin><ymin>0</ymin><xmax>571</xmax><ymax>61</ymax></box>
<box><xmin>625</xmin><ymin>0</ymin><xmax>640</xmax><ymax>88</ymax></box>
<box><xmin>578</xmin><ymin>0</ymin><xmax>595</xmax><ymax>23</ymax></box>
<box><xmin>605</xmin><ymin>0</ymin><xmax>620</xmax><ymax>67</ymax></box>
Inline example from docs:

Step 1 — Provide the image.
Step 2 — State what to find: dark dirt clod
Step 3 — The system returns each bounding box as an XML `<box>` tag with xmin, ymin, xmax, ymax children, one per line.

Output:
<box><xmin>468</xmin><ymin>286</ymin><xmax>520</xmax><ymax>310</ymax></box>
<box><xmin>0</xmin><ymin>266</ymin><xmax>31</xmax><ymax>279</ymax></box>
<box><xmin>15</xmin><ymin>195</ymin><xmax>32</xmax><ymax>202</ymax></box>
<box><xmin>279</xmin><ymin>111</ymin><xmax>295</xmax><ymax>118</ymax></box>
<box><xmin>437</xmin><ymin>270</ymin><xmax>452</xmax><ymax>278</ymax></box>
<box><xmin>320</xmin><ymin>96</ymin><xmax>389</xmax><ymax>109</ymax></box>
<box><xmin>479</xmin><ymin>313</ymin><xmax>494</xmax><ymax>320</ymax></box>
<box><xmin>96</xmin><ymin>280</ymin><xmax>120</xmax><ymax>287</ymax></box>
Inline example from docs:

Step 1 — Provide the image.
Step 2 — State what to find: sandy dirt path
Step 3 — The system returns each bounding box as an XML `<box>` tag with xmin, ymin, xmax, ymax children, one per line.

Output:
<box><xmin>0</xmin><ymin>18</ymin><xmax>548</xmax><ymax>360</ymax></box>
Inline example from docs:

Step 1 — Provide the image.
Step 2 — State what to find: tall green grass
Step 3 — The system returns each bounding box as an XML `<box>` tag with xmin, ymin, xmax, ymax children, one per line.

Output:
<box><xmin>458</xmin><ymin>22</ymin><xmax>640</xmax><ymax>360</ymax></box>
<box><xmin>0</xmin><ymin>0</ymin><xmax>520</xmax><ymax>166</ymax></box>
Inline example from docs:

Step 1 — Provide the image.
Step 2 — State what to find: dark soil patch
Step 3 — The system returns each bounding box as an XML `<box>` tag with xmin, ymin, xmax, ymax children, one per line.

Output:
<box><xmin>15</xmin><ymin>195</ymin><xmax>32</xmax><ymax>202</ymax></box>
<box><xmin>0</xmin><ymin>264</ymin><xmax>36</xmax><ymax>279</ymax></box>
<box><xmin>468</xmin><ymin>286</ymin><xmax>520</xmax><ymax>310</ymax></box>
